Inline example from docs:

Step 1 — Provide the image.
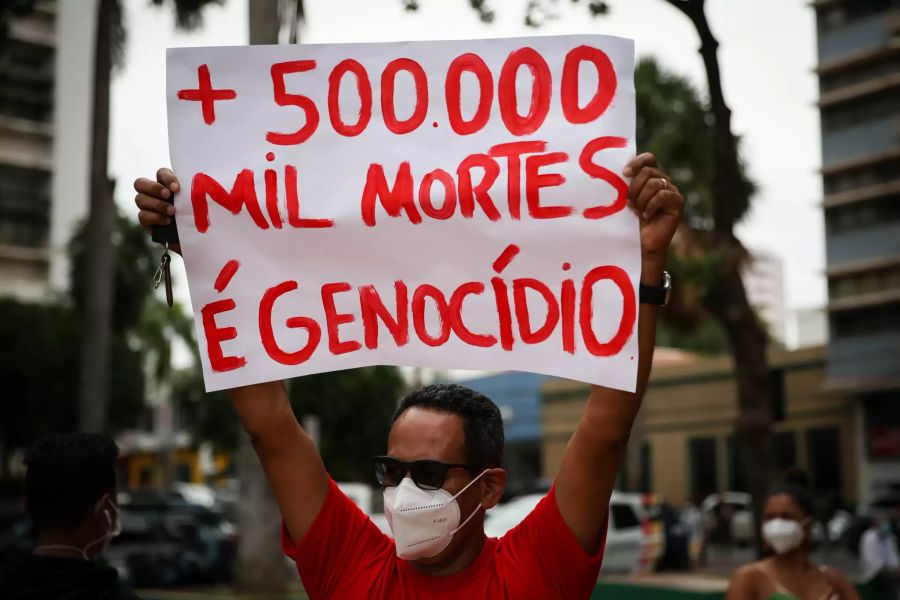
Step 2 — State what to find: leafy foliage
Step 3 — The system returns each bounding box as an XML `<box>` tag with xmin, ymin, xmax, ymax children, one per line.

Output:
<box><xmin>287</xmin><ymin>366</ymin><xmax>406</xmax><ymax>482</ymax></box>
<box><xmin>178</xmin><ymin>366</ymin><xmax>406</xmax><ymax>483</ymax></box>
<box><xmin>0</xmin><ymin>209</ymin><xmax>194</xmax><ymax>474</ymax></box>
<box><xmin>149</xmin><ymin>0</ymin><xmax>227</xmax><ymax>30</ymax></box>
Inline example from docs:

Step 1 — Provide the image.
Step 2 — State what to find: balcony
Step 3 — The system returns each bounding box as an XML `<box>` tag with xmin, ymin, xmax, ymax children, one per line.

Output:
<box><xmin>824</xmin><ymin>179</ymin><xmax>900</xmax><ymax>208</ymax></box>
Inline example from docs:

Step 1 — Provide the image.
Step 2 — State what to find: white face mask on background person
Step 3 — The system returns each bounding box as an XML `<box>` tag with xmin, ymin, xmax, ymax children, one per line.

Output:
<box><xmin>384</xmin><ymin>470</ymin><xmax>488</xmax><ymax>561</ymax></box>
<box><xmin>762</xmin><ymin>517</ymin><xmax>808</xmax><ymax>554</ymax></box>
<box><xmin>33</xmin><ymin>494</ymin><xmax>122</xmax><ymax>561</ymax></box>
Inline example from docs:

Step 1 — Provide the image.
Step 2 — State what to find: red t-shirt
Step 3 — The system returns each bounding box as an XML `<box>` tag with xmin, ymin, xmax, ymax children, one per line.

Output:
<box><xmin>282</xmin><ymin>480</ymin><xmax>607</xmax><ymax>599</ymax></box>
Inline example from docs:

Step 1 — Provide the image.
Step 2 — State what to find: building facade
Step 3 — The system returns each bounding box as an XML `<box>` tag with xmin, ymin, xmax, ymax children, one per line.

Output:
<box><xmin>814</xmin><ymin>0</ymin><xmax>900</xmax><ymax>504</ymax></box>
<box><xmin>743</xmin><ymin>249</ymin><xmax>787</xmax><ymax>344</ymax></box>
<box><xmin>0</xmin><ymin>0</ymin><xmax>93</xmax><ymax>301</ymax></box>
<box><xmin>542</xmin><ymin>347</ymin><xmax>858</xmax><ymax>509</ymax></box>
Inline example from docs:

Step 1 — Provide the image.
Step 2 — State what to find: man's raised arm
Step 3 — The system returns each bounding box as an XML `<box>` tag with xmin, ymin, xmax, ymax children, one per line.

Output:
<box><xmin>554</xmin><ymin>153</ymin><xmax>683</xmax><ymax>554</ymax></box>
<box><xmin>134</xmin><ymin>170</ymin><xmax>329</xmax><ymax>543</ymax></box>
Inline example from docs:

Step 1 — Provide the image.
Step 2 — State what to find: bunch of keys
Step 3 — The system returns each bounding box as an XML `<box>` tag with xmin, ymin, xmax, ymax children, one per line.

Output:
<box><xmin>151</xmin><ymin>189</ymin><xmax>178</xmax><ymax>308</ymax></box>
<box><xmin>153</xmin><ymin>243</ymin><xmax>174</xmax><ymax>307</ymax></box>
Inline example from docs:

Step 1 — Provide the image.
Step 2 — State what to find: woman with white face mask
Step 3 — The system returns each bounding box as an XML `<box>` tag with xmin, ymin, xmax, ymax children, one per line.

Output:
<box><xmin>726</xmin><ymin>474</ymin><xmax>859</xmax><ymax>600</ymax></box>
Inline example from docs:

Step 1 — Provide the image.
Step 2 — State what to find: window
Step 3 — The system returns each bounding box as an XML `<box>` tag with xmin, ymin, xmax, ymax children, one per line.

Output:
<box><xmin>774</xmin><ymin>431</ymin><xmax>797</xmax><ymax>473</ymax></box>
<box><xmin>639</xmin><ymin>442</ymin><xmax>652</xmax><ymax>494</ymax></box>
<box><xmin>832</xmin><ymin>304</ymin><xmax>900</xmax><ymax>336</ymax></box>
<box><xmin>826</xmin><ymin>197</ymin><xmax>900</xmax><ymax>235</ymax></box>
<box><xmin>829</xmin><ymin>266</ymin><xmax>900</xmax><ymax>299</ymax></box>
<box><xmin>0</xmin><ymin>38</ymin><xmax>54</xmax><ymax>122</ymax></box>
<box><xmin>821</xmin><ymin>91</ymin><xmax>899</xmax><ymax>132</ymax></box>
<box><xmin>824</xmin><ymin>159</ymin><xmax>900</xmax><ymax>196</ymax></box>
<box><xmin>0</xmin><ymin>165</ymin><xmax>51</xmax><ymax>247</ymax></box>
<box><xmin>818</xmin><ymin>0</ymin><xmax>900</xmax><ymax>33</ymax></box>
<box><xmin>610</xmin><ymin>503</ymin><xmax>640</xmax><ymax>530</ymax></box>
<box><xmin>726</xmin><ymin>436</ymin><xmax>747</xmax><ymax>493</ymax></box>
<box><xmin>806</xmin><ymin>427</ymin><xmax>842</xmax><ymax>497</ymax></box>
<box><xmin>771</xmin><ymin>369</ymin><xmax>786</xmax><ymax>422</ymax></box>
<box><xmin>689</xmin><ymin>437</ymin><xmax>718</xmax><ymax>498</ymax></box>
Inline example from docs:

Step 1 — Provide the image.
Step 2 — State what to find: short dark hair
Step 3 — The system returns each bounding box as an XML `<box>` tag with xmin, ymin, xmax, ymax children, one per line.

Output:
<box><xmin>393</xmin><ymin>383</ymin><xmax>504</xmax><ymax>470</ymax></box>
<box><xmin>768</xmin><ymin>468</ymin><xmax>814</xmax><ymax>517</ymax></box>
<box><xmin>25</xmin><ymin>433</ymin><xmax>119</xmax><ymax>531</ymax></box>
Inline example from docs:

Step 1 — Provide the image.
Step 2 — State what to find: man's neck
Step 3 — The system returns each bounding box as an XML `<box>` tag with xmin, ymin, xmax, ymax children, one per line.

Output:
<box><xmin>34</xmin><ymin>530</ymin><xmax>90</xmax><ymax>559</ymax></box>
<box><xmin>409</xmin><ymin>533</ymin><xmax>486</xmax><ymax>577</ymax></box>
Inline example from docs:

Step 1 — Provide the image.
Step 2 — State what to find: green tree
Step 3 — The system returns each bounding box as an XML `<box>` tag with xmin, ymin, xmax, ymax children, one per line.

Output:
<box><xmin>0</xmin><ymin>208</ymin><xmax>183</xmax><ymax>482</ymax></box>
<box><xmin>176</xmin><ymin>367</ymin><xmax>406</xmax><ymax>483</ymax></box>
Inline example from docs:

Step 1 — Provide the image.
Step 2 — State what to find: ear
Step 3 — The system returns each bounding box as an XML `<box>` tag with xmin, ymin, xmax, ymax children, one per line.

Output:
<box><xmin>480</xmin><ymin>469</ymin><xmax>507</xmax><ymax>509</ymax></box>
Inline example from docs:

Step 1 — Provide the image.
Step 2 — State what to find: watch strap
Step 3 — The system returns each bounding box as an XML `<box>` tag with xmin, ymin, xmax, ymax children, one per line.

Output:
<box><xmin>639</xmin><ymin>271</ymin><xmax>671</xmax><ymax>306</ymax></box>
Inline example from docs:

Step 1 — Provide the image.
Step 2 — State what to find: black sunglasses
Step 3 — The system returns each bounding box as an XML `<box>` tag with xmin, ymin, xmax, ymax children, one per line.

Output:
<box><xmin>371</xmin><ymin>456</ymin><xmax>478</xmax><ymax>491</ymax></box>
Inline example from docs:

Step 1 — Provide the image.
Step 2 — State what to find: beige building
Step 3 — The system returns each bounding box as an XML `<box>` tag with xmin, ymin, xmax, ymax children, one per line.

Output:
<box><xmin>542</xmin><ymin>346</ymin><xmax>858</xmax><ymax>507</ymax></box>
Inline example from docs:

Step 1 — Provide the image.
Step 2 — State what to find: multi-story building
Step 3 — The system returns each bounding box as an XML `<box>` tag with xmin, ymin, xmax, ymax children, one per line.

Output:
<box><xmin>814</xmin><ymin>0</ymin><xmax>900</xmax><ymax>503</ymax></box>
<box><xmin>0</xmin><ymin>1</ymin><xmax>93</xmax><ymax>301</ymax></box>
<box><xmin>743</xmin><ymin>249</ymin><xmax>787</xmax><ymax>344</ymax></box>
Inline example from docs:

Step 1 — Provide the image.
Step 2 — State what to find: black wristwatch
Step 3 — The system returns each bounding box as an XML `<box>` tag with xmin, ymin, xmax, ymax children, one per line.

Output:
<box><xmin>639</xmin><ymin>271</ymin><xmax>672</xmax><ymax>306</ymax></box>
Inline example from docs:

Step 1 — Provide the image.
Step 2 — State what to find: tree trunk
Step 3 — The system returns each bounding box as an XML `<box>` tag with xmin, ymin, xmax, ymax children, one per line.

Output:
<box><xmin>665</xmin><ymin>0</ymin><xmax>776</xmax><ymax>535</ymax></box>
<box><xmin>78</xmin><ymin>0</ymin><xmax>115</xmax><ymax>434</ymax></box>
<box><xmin>232</xmin><ymin>2</ymin><xmax>291</xmax><ymax>594</ymax></box>
<box><xmin>249</xmin><ymin>0</ymin><xmax>280</xmax><ymax>44</ymax></box>
<box><xmin>235</xmin><ymin>436</ymin><xmax>291</xmax><ymax>595</ymax></box>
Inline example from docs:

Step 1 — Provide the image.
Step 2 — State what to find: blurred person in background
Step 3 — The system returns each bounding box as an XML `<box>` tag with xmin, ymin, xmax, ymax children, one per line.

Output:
<box><xmin>0</xmin><ymin>434</ymin><xmax>139</xmax><ymax>600</ymax></box>
<box><xmin>860</xmin><ymin>513</ymin><xmax>899</xmax><ymax>599</ymax></box>
<box><xmin>727</xmin><ymin>473</ymin><xmax>858</xmax><ymax>600</ymax></box>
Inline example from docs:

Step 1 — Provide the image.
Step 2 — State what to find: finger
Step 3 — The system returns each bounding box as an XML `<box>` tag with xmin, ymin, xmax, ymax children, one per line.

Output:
<box><xmin>630</xmin><ymin>167</ymin><xmax>666</xmax><ymax>208</ymax></box>
<box><xmin>623</xmin><ymin>153</ymin><xmax>657</xmax><ymax>177</ymax></box>
<box><xmin>135</xmin><ymin>193</ymin><xmax>176</xmax><ymax>216</ymax></box>
<box><xmin>156</xmin><ymin>168</ymin><xmax>180</xmax><ymax>193</ymax></box>
<box><xmin>645</xmin><ymin>190</ymin><xmax>683</xmax><ymax>221</ymax></box>
<box><xmin>636</xmin><ymin>177</ymin><xmax>669</xmax><ymax>216</ymax></box>
<box><xmin>134</xmin><ymin>177</ymin><xmax>171</xmax><ymax>200</ymax></box>
<box><xmin>138</xmin><ymin>210</ymin><xmax>172</xmax><ymax>228</ymax></box>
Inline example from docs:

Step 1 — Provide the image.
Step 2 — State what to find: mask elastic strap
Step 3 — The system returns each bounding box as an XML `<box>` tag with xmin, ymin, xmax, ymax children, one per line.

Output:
<box><xmin>33</xmin><ymin>544</ymin><xmax>91</xmax><ymax>561</ymax></box>
<box><xmin>450</xmin><ymin>468</ymin><xmax>489</xmax><ymax>501</ymax></box>
<box><xmin>450</xmin><ymin>502</ymin><xmax>484</xmax><ymax>535</ymax></box>
<box><xmin>81</xmin><ymin>531</ymin><xmax>113</xmax><ymax>558</ymax></box>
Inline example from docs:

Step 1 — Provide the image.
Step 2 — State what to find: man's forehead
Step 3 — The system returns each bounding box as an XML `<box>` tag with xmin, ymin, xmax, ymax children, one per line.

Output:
<box><xmin>387</xmin><ymin>406</ymin><xmax>466</xmax><ymax>462</ymax></box>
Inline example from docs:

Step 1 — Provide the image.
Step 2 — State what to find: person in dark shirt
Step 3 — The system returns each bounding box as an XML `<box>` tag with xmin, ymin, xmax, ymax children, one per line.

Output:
<box><xmin>0</xmin><ymin>433</ymin><xmax>139</xmax><ymax>600</ymax></box>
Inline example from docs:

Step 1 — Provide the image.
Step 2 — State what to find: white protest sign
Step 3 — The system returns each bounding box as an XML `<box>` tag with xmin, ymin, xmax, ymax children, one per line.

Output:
<box><xmin>166</xmin><ymin>35</ymin><xmax>639</xmax><ymax>393</ymax></box>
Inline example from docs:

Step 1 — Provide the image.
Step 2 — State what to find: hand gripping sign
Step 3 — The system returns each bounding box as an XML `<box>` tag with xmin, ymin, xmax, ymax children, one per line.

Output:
<box><xmin>166</xmin><ymin>35</ymin><xmax>639</xmax><ymax>393</ymax></box>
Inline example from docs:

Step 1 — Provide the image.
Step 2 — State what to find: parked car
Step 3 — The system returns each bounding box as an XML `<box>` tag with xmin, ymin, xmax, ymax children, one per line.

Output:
<box><xmin>115</xmin><ymin>489</ymin><xmax>237</xmax><ymax>586</ymax></box>
<box><xmin>484</xmin><ymin>491</ymin><xmax>647</xmax><ymax>574</ymax></box>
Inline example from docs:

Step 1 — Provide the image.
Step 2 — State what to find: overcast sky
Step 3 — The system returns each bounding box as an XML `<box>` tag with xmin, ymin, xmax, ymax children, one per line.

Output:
<box><xmin>110</xmin><ymin>0</ymin><xmax>824</xmax><ymax>323</ymax></box>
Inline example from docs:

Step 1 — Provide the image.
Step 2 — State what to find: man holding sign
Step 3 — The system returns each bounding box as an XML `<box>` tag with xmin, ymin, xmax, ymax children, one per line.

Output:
<box><xmin>134</xmin><ymin>35</ymin><xmax>684</xmax><ymax>599</ymax></box>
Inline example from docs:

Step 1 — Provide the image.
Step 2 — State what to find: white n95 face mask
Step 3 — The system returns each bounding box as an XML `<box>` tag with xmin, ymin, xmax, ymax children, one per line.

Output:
<box><xmin>384</xmin><ymin>470</ymin><xmax>487</xmax><ymax>561</ymax></box>
<box><xmin>762</xmin><ymin>518</ymin><xmax>807</xmax><ymax>554</ymax></box>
